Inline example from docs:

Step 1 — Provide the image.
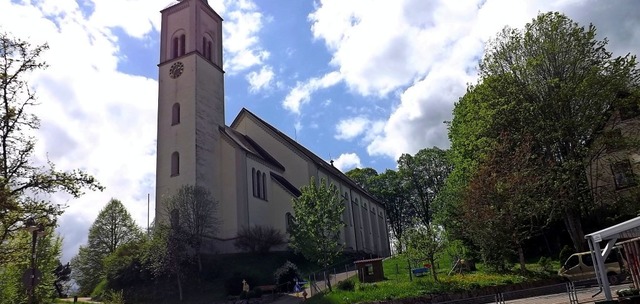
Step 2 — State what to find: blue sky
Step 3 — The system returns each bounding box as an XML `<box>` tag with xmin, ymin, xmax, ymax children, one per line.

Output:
<box><xmin>1</xmin><ymin>0</ymin><xmax>639</xmax><ymax>262</ymax></box>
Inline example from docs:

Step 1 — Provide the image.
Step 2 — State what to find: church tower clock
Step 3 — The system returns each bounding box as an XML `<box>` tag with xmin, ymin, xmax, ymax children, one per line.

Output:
<box><xmin>155</xmin><ymin>0</ymin><xmax>224</xmax><ymax>222</ymax></box>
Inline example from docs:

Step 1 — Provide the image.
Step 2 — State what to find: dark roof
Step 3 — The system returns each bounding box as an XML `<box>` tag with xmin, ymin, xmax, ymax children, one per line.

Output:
<box><xmin>271</xmin><ymin>172</ymin><xmax>301</xmax><ymax>197</ymax></box>
<box><xmin>354</xmin><ymin>258</ymin><xmax>384</xmax><ymax>264</ymax></box>
<box><xmin>219</xmin><ymin>126</ymin><xmax>285</xmax><ymax>171</ymax></box>
<box><xmin>230</xmin><ymin>108</ymin><xmax>383</xmax><ymax>206</ymax></box>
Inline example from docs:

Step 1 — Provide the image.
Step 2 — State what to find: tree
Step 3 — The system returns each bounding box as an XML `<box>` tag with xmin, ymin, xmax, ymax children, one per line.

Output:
<box><xmin>398</xmin><ymin>147</ymin><xmax>453</xmax><ymax>227</ymax></box>
<box><xmin>373</xmin><ymin>170</ymin><xmax>412</xmax><ymax>253</ymax></box>
<box><xmin>345</xmin><ymin>167</ymin><xmax>379</xmax><ymax>190</ymax></box>
<box><xmin>71</xmin><ymin>199</ymin><xmax>141</xmax><ymax>295</ymax></box>
<box><xmin>164</xmin><ymin>185</ymin><xmax>219</xmax><ymax>272</ymax></box>
<box><xmin>462</xmin><ymin>134</ymin><xmax>550</xmax><ymax>272</ymax></box>
<box><xmin>402</xmin><ymin>224</ymin><xmax>446</xmax><ymax>281</ymax></box>
<box><xmin>450</xmin><ymin>12</ymin><xmax>639</xmax><ymax>251</ymax></box>
<box><xmin>0</xmin><ymin>226</ymin><xmax>63</xmax><ymax>304</ymax></box>
<box><xmin>289</xmin><ymin>177</ymin><xmax>345</xmax><ymax>291</ymax></box>
<box><xmin>234</xmin><ymin>225</ymin><xmax>285</xmax><ymax>254</ymax></box>
<box><xmin>0</xmin><ymin>31</ymin><xmax>102</xmax><ymax>262</ymax></box>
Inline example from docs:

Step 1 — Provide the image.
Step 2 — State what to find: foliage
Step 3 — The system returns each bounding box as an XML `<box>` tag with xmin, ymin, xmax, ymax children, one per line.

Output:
<box><xmin>447</xmin><ymin>11</ymin><xmax>640</xmax><ymax>252</ymax></box>
<box><xmin>398</xmin><ymin>147</ymin><xmax>453</xmax><ymax>227</ymax></box>
<box><xmin>373</xmin><ymin>170</ymin><xmax>413</xmax><ymax>253</ymax></box>
<box><xmin>90</xmin><ymin>279</ymin><xmax>108</xmax><ymax>301</ymax></box>
<box><xmin>0</xmin><ymin>226</ymin><xmax>63</xmax><ymax>304</ymax></box>
<box><xmin>103</xmin><ymin>236</ymin><xmax>152</xmax><ymax>291</ymax></box>
<box><xmin>537</xmin><ymin>257</ymin><xmax>553</xmax><ymax>273</ymax></box>
<box><xmin>0</xmin><ymin>31</ymin><xmax>102</xmax><ymax>267</ymax></box>
<box><xmin>71</xmin><ymin>199</ymin><xmax>141</xmax><ymax>295</ymax></box>
<box><xmin>289</xmin><ymin>177</ymin><xmax>345</xmax><ymax>267</ymax></box>
<box><xmin>234</xmin><ymin>225</ymin><xmax>285</xmax><ymax>254</ymax></box>
<box><xmin>336</xmin><ymin>279</ymin><xmax>355</xmax><ymax>292</ymax></box>
<box><xmin>53</xmin><ymin>262</ymin><xmax>71</xmax><ymax>297</ymax></box>
<box><xmin>289</xmin><ymin>177</ymin><xmax>345</xmax><ymax>291</ymax></box>
<box><xmin>345</xmin><ymin>168</ymin><xmax>379</xmax><ymax>191</ymax></box>
<box><xmin>558</xmin><ymin>245</ymin><xmax>575</xmax><ymax>263</ymax></box>
<box><xmin>164</xmin><ymin>184</ymin><xmax>219</xmax><ymax>272</ymax></box>
<box><xmin>274</xmin><ymin>261</ymin><xmax>302</xmax><ymax>292</ymax></box>
<box><xmin>462</xmin><ymin>134</ymin><xmax>550</xmax><ymax>272</ymax></box>
<box><xmin>102</xmin><ymin>289</ymin><xmax>126</xmax><ymax>304</ymax></box>
<box><xmin>401</xmin><ymin>224</ymin><xmax>446</xmax><ymax>281</ymax></box>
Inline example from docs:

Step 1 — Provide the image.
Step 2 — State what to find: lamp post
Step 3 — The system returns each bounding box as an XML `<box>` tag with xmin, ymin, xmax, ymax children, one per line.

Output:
<box><xmin>24</xmin><ymin>218</ymin><xmax>46</xmax><ymax>304</ymax></box>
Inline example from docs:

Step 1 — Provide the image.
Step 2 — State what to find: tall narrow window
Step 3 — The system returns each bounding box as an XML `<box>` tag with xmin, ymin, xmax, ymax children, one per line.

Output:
<box><xmin>262</xmin><ymin>172</ymin><xmax>267</xmax><ymax>199</ymax></box>
<box><xmin>171</xmin><ymin>103</ymin><xmax>180</xmax><ymax>125</ymax></box>
<box><xmin>251</xmin><ymin>168</ymin><xmax>256</xmax><ymax>197</ymax></box>
<box><xmin>171</xmin><ymin>152</ymin><xmax>180</xmax><ymax>176</ymax></box>
<box><xmin>173</xmin><ymin>37</ymin><xmax>179</xmax><ymax>58</ymax></box>
<box><xmin>179</xmin><ymin>34</ymin><xmax>186</xmax><ymax>56</ymax></box>
<box><xmin>202</xmin><ymin>37</ymin><xmax>206</xmax><ymax>58</ymax></box>
<box><xmin>207</xmin><ymin>41</ymin><xmax>212</xmax><ymax>61</ymax></box>
<box><xmin>256</xmin><ymin>170</ymin><xmax>262</xmax><ymax>197</ymax></box>
<box><xmin>611</xmin><ymin>160</ymin><xmax>637</xmax><ymax>189</ymax></box>
<box><xmin>285</xmin><ymin>212</ymin><xmax>294</xmax><ymax>232</ymax></box>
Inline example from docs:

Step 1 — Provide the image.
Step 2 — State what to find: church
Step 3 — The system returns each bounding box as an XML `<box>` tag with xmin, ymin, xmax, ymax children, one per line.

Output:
<box><xmin>154</xmin><ymin>0</ymin><xmax>391</xmax><ymax>258</ymax></box>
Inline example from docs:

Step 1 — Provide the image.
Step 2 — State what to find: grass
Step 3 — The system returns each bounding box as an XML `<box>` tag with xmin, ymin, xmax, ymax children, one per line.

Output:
<box><xmin>305</xmin><ymin>255</ymin><xmax>561</xmax><ymax>304</ymax></box>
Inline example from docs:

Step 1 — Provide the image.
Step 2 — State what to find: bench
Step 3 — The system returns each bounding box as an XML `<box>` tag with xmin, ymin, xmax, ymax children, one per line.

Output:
<box><xmin>411</xmin><ymin>267</ymin><xmax>430</xmax><ymax>277</ymax></box>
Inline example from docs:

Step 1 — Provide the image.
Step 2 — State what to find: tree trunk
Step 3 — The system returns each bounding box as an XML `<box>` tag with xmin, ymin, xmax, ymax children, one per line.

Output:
<box><xmin>325</xmin><ymin>271</ymin><xmax>332</xmax><ymax>292</ymax></box>
<box><xmin>176</xmin><ymin>273</ymin><xmax>183</xmax><ymax>301</ymax></box>
<box><xmin>518</xmin><ymin>244</ymin><xmax>527</xmax><ymax>273</ymax></box>
<box><xmin>429</xmin><ymin>255</ymin><xmax>438</xmax><ymax>282</ymax></box>
<box><xmin>564</xmin><ymin>211</ymin><xmax>585</xmax><ymax>251</ymax></box>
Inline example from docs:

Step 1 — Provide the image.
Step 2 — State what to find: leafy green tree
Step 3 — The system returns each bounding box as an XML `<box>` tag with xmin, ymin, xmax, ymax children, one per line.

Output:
<box><xmin>164</xmin><ymin>185</ymin><xmax>219</xmax><ymax>272</ymax></box>
<box><xmin>0</xmin><ymin>32</ymin><xmax>103</xmax><ymax>262</ymax></box>
<box><xmin>449</xmin><ymin>12</ymin><xmax>639</xmax><ymax>251</ymax></box>
<box><xmin>398</xmin><ymin>147</ymin><xmax>453</xmax><ymax>227</ymax></box>
<box><xmin>401</xmin><ymin>224</ymin><xmax>446</xmax><ymax>281</ymax></box>
<box><xmin>0</xmin><ymin>226</ymin><xmax>62</xmax><ymax>304</ymax></box>
<box><xmin>71</xmin><ymin>199</ymin><xmax>141</xmax><ymax>295</ymax></box>
<box><xmin>289</xmin><ymin>177</ymin><xmax>345</xmax><ymax>291</ymax></box>
<box><xmin>345</xmin><ymin>167</ymin><xmax>379</xmax><ymax>190</ymax></box>
<box><xmin>373</xmin><ymin>170</ymin><xmax>412</xmax><ymax>253</ymax></box>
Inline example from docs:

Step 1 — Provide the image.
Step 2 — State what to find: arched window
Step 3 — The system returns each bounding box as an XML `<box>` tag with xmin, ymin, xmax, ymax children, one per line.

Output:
<box><xmin>179</xmin><ymin>34</ymin><xmax>186</xmax><ymax>56</ymax></box>
<box><xmin>172</xmin><ymin>37</ymin><xmax>179</xmax><ymax>58</ymax></box>
<box><xmin>171</xmin><ymin>152</ymin><xmax>179</xmax><ymax>176</ymax></box>
<box><xmin>256</xmin><ymin>170</ymin><xmax>261</xmax><ymax>198</ymax></box>
<box><xmin>262</xmin><ymin>172</ymin><xmax>267</xmax><ymax>199</ymax></box>
<box><xmin>171</xmin><ymin>103</ymin><xmax>180</xmax><ymax>125</ymax></box>
<box><xmin>251</xmin><ymin>168</ymin><xmax>256</xmax><ymax>197</ymax></box>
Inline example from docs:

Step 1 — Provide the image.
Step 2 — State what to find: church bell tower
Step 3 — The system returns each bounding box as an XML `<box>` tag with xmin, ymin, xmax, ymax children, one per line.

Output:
<box><xmin>155</xmin><ymin>0</ymin><xmax>225</xmax><ymax>222</ymax></box>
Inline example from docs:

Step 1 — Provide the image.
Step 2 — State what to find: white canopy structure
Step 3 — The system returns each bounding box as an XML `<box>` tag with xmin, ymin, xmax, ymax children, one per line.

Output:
<box><xmin>585</xmin><ymin>216</ymin><xmax>640</xmax><ymax>300</ymax></box>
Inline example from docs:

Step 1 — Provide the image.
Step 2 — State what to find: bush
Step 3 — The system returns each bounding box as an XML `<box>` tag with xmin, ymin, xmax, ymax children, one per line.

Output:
<box><xmin>103</xmin><ymin>289</ymin><xmax>126</xmax><ymax>304</ymax></box>
<box><xmin>234</xmin><ymin>225</ymin><xmax>286</xmax><ymax>254</ymax></box>
<box><xmin>274</xmin><ymin>261</ymin><xmax>301</xmax><ymax>292</ymax></box>
<box><xmin>538</xmin><ymin>256</ymin><xmax>553</xmax><ymax>272</ymax></box>
<box><xmin>336</xmin><ymin>280</ymin><xmax>355</xmax><ymax>291</ymax></box>
<box><xmin>90</xmin><ymin>278</ymin><xmax>108</xmax><ymax>301</ymax></box>
<box><xmin>559</xmin><ymin>245</ymin><xmax>575</xmax><ymax>263</ymax></box>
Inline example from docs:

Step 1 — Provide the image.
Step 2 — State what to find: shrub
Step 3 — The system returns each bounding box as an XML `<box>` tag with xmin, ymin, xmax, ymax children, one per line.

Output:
<box><xmin>103</xmin><ymin>290</ymin><xmax>126</xmax><ymax>304</ymax></box>
<box><xmin>90</xmin><ymin>278</ymin><xmax>108</xmax><ymax>301</ymax></box>
<box><xmin>234</xmin><ymin>225</ymin><xmax>286</xmax><ymax>254</ymax></box>
<box><xmin>559</xmin><ymin>245</ymin><xmax>575</xmax><ymax>263</ymax></box>
<box><xmin>336</xmin><ymin>280</ymin><xmax>355</xmax><ymax>291</ymax></box>
<box><xmin>274</xmin><ymin>261</ymin><xmax>301</xmax><ymax>292</ymax></box>
<box><xmin>537</xmin><ymin>256</ymin><xmax>553</xmax><ymax>272</ymax></box>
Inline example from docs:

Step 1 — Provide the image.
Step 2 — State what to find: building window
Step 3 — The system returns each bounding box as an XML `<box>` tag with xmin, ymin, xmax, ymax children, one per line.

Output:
<box><xmin>262</xmin><ymin>172</ymin><xmax>267</xmax><ymax>199</ymax></box>
<box><xmin>256</xmin><ymin>170</ymin><xmax>262</xmax><ymax>198</ymax></box>
<box><xmin>171</xmin><ymin>103</ymin><xmax>180</xmax><ymax>125</ymax></box>
<box><xmin>207</xmin><ymin>41</ymin><xmax>212</xmax><ymax>61</ymax></box>
<box><xmin>171</xmin><ymin>152</ymin><xmax>180</xmax><ymax>177</ymax></box>
<box><xmin>251</xmin><ymin>168</ymin><xmax>257</xmax><ymax>197</ymax></box>
<box><xmin>202</xmin><ymin>37</ymin><xmax>213</xmax><ymax>61</ymax></box>
<box><xmin>172</xmin><ymin>37</ymin><xmax>179</xmax><ymax>58</ymax></box>
<box><xmin>611</xmin><ymin>160</ymin><xmax>637</xmax><ymax>190</ymax></box>
<box><xmin>179</xmin><ymin>34</ymin><xmax>186</xmax><ymax>56</ymax></box>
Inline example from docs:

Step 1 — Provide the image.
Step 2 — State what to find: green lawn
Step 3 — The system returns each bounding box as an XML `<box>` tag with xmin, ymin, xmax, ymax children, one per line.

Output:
<box><xmin>306</xmin><ymin>255</ymin><xmax>560</xmax><ymax>304</ymax></box>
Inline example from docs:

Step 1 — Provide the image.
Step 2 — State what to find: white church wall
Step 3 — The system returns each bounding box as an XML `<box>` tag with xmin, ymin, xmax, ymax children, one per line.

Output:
<box><xmin>218</xmin><ymin>137</ymin><xmax>240</xmax><ymax>239</ymax></box>
<box><xmin>245</xmin><ymin>158</ymin><xmax>272</xmax><ymax>228</ymax></box>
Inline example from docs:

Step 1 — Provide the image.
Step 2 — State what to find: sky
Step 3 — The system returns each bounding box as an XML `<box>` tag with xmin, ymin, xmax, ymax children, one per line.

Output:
<box><xmin>1</xmin><ymin>0</ymin><xmax>639</xmax><ymax>262</ymax></box>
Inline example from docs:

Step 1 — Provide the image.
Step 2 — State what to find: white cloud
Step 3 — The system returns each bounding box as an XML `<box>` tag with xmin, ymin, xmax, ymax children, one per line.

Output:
<box><xmin>335</xmin><ymin>116</ymin><xmax>370</xmax><ymax>140</ymax></box>
<box><xmin>282</xmin><ymin>71</ymin><xmax>342</xmax><ymax>114</ymax></box>
<box><xmin>223</xmin><ymin>1</ymin><xmax>269</xmax><ymax>73</ymax></box>
<box><xmin>246</xmin><ymin>65</ymin><xmax>275</xmax><ymax>93</ymax></box>
<box><xmin>332</xmin><ymin>153</ymin><xmax>361</xmax><ymax>172</ymax></box>
<box><xmin>308</xmin><ymin>0</ymin><xmax>640</xmax><ymax>159</ymax></box>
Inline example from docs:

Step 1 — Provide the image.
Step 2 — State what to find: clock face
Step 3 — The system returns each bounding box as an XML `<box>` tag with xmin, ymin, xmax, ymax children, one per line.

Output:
<box><xmin>169</xmin><ymin>61</ymin><xmax>184</xmax><ymax>79</ymax></box>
